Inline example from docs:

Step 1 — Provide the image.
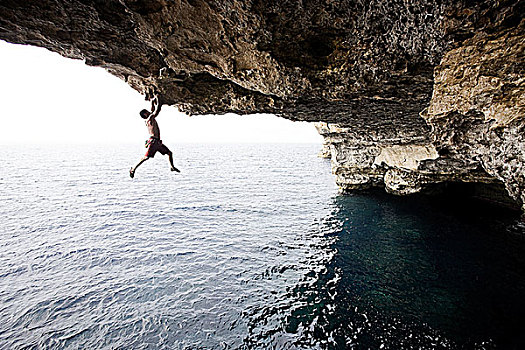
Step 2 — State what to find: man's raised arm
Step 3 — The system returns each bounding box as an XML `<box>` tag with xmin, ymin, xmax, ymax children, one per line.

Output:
<box><xmin>150</xmin><ymin>95</ymin><xmax>163</xmax><ymax>118</ymax></box>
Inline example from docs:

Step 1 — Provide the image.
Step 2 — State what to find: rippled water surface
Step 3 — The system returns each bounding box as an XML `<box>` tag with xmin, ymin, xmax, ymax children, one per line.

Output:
<box><xmin>1</xmin><ymin>144</ymin><xmax>524</xmax><ymax>349</ymax></box>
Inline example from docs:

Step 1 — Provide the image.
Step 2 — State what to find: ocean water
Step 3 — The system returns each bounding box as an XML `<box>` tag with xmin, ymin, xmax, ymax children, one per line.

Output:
<box><xmin>0</xmin><ymin>143</ymin><xmax>524</xmax><ymax>349</ymax></box>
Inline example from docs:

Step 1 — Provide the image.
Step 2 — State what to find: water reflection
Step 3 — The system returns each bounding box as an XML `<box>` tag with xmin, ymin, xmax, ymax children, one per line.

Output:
<box><xmin>284</xmin><ymin>192</ymin><xmax>525</xmax><ymax>349</ymax></box>
<box><xmin>242</xmin><ymin>207</ymin><xmax>341</xmax><ymax>349</ymax></box>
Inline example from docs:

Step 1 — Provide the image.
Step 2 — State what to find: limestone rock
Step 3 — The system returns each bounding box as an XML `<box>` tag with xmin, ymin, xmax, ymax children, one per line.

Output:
<box><xmin>424</xmin><ymin>21</ymin><xmax>525</xmax><ymax>211</ymax></box>
<box><xmin>427</xmin><ymin>24</ymin><xmax>524</xmax><ymax>128</ymax></box>
<box><xmin>0</xmin><ymin>0</ymin><xmax>523</xmax><ymax>211</ymax></box>
<box><xmin>373</xmin><ymin>145</ymin><xmax>439</xmax><ymax>171</ymax></box>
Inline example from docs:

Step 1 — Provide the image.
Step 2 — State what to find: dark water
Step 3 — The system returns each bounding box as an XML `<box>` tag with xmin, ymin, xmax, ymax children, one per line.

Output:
<box><xmin>289</xmin><ymin>192</ymin><xmax>525</xmax><ymax>349</ymax></box>
<box><xmin>0</xmin><ymin>144</ymin><xmax>524</xmax><ymax>349</ymax></box>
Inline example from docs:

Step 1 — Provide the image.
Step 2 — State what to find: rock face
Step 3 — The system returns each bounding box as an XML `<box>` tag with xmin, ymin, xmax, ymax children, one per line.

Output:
<box><xmin>0</xmin><ymin>0</ymin><xmax>523</xmax><ymax>211</ymax></box>
<box><xmin>316</xmin><ymin>20</ymin><xmax>524</xmax><ymax>211</ymax></box>
<box><xmin>425</xmin><ymin>23</ymin><xmax>525</xmax><ymax>210</ymax></box>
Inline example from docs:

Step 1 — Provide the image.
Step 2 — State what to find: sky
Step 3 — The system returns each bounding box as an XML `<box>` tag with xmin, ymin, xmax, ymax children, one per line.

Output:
<box><xmin>0</xmin><ymin>40</ymin><xmax>322</xmax><ymax>145</ymax></box>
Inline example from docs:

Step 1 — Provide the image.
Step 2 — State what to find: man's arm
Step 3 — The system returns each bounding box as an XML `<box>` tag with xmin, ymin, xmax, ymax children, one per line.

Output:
<box><xmin>150</xmin><ymin>95</ymin><xmax>163</xmax><ymax>118</ymax></box>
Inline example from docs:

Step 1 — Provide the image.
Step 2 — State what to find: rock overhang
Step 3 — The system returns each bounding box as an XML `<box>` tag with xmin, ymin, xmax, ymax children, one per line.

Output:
<box><xmin>0</xmin><ymin>0</ymin><xmax>523</xmax><ymax>212</ymax></box>
<box><xmin>0</xmin><ymin>0</ymin><xmax>488</xmax><ymax>118</ymax></box>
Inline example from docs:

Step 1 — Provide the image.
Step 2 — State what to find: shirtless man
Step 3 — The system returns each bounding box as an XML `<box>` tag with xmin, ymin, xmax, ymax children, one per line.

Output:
<box><xmin>129</xmin><ymin>95</ymin><xmax>179</xmax><ymax>178</ymax></box>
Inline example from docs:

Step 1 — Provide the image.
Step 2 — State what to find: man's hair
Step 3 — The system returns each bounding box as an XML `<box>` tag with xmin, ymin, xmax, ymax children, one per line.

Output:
<box><xmin>139</xmin><ymin>109</ymin><xmax>150</xmax><ymax>119</ymax></box>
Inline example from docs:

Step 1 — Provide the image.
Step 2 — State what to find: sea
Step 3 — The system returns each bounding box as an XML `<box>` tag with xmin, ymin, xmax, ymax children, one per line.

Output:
<box><xmin>1</xmin><ymin>143</ymin><xmax>524</xmax><ymax>349</ymax></box>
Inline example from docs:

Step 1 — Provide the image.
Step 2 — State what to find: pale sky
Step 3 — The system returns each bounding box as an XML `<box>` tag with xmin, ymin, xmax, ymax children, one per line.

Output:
<box><xmin>0</xmin><ymin>40</ymin><xmax>322</xmax><ymax>145</ymax></box>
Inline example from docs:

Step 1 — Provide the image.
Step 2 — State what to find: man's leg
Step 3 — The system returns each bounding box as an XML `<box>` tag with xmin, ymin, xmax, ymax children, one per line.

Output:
<box><xmin>167</xmin><ymin>151</ymin><xmax>180</xmax><ymax>172</ymax></box>
<box><xmin>130</xmin><ymin>156</ymin><xmax>149</xmax><ymax>178</ymax></box>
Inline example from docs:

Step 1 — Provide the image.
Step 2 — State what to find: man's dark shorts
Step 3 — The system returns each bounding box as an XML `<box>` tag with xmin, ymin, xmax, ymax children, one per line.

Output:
<box><xmin>145</xmin><ymin>137</ymin><xmax>170</xmax><ymax>158</ymax></box>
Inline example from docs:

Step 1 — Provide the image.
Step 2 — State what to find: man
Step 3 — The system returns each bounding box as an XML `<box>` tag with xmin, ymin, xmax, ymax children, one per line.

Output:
<box><xmin>130</xmin><ymin>95</ymin><xmax>180</xmax><ymax>178</ymax></box>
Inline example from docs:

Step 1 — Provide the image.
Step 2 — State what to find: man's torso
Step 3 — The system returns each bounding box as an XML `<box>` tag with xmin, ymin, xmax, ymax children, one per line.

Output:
<box><xmin>146</xmin><ymin>117</ymin><xmax>160</xmax><ymax>139</ymax></box>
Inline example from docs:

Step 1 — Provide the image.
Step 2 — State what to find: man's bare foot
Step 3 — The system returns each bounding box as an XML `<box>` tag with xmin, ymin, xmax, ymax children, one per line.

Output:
<box><xmin>171</xmin><ymin>166</ymin><xmax>180</xmax><ymax>173</ymax></box>
<box><xmin>129</xmin><ymin>168</ymin><xmax>135</xmax><ymax>178</ymax></box>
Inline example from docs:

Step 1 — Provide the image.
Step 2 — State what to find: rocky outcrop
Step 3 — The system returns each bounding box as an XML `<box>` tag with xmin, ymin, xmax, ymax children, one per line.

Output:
<box><xmin>315</xmin><ymin>121</ymin><xmax>498</xmax><ymax>195</ymax></box>
<box><xmin>425</xmin><ymin>23</ymin><xmax>525</xmax><ymax>211</ymax></box>
<box><xmin>0</xmin><ymin>0</ymin><xmax>523</xmax><ymax>211</ymax></box>
<box><xmin>316</xmin><ymin>19</ymin><xmax>524</xmax><ymax>211</ymax></box>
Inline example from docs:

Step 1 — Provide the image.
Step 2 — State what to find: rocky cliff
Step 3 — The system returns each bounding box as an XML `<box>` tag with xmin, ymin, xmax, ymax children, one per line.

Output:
<box><xmin>0</xmin><ymin>0</ymin><xmax>523</xmax><ymax>211</ymax></box>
